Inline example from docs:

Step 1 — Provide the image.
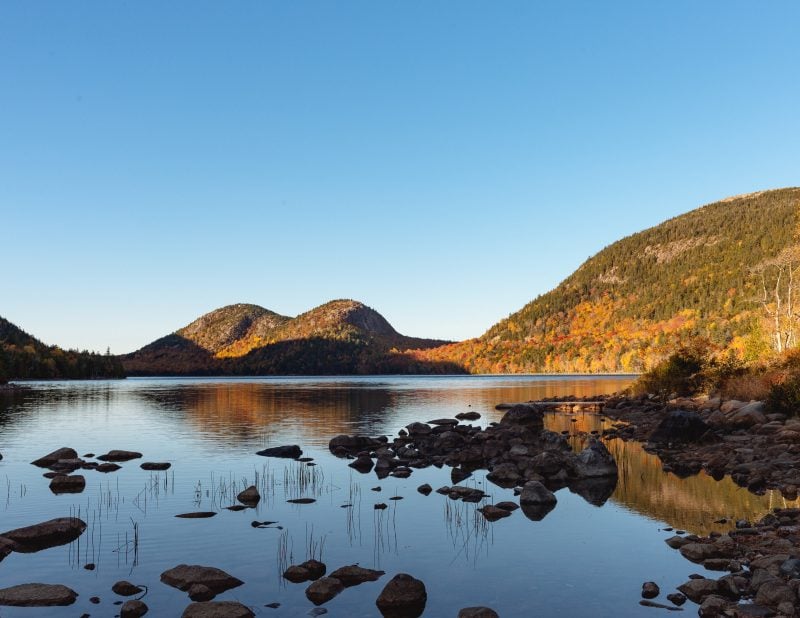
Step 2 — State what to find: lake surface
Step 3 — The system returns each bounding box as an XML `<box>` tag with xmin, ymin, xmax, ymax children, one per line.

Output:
<box><xmin>0</xmin><ymin>376</ymin><xmax>794</xmax><ymax>616</ymax></box>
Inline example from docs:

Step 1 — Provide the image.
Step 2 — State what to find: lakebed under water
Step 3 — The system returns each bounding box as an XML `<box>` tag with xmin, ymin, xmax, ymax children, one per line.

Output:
<box><xmin>0</xmin><ymin>376</ymin><xmax>794</xmax><ymax>617</ymax></box>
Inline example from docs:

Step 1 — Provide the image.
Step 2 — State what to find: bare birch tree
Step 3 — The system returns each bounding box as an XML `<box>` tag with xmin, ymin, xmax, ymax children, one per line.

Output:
<box><xmin>752</xmin><ymin>244</ymin><xmax>800</xmax><ymax>353</ymax></box>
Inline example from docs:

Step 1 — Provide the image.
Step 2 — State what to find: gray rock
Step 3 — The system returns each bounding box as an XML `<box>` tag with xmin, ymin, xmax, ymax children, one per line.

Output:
<box><xmin>574</xmin><ymin>439</ymin><xmax>618</xmax><ymax>478</ymax></box>
<box><xmin>0</xmin><ymin>583</ymin><xmax>78</xmax><ymax>606</ymax></box>
<box><xmin>181</xmin><ymin>601</ymin><xmax>255</xmax><ymax>618</ymax></box>
<box><xmin>754</xmin><ymin>580</ymin><xmax>795</xmax><ymax>607</ymax></box>
<box><xmin>375</xmin><ymin>573</ymin><xmax>427</xmax><ymax>618</ymax></box>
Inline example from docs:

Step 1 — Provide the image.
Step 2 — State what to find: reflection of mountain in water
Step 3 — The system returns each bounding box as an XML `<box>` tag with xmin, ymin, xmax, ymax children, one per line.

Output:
<box><xmin>544</xmin><ymin>412</ymin><xmax>800</xmax><ymax>535</ymax></box>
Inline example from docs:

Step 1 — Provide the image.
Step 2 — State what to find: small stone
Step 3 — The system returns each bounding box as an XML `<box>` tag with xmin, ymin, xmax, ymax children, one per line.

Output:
<box><xmin>112</xmin><ymin>581</ymin><xmax>143</xmax><ymax>596</ymax></box>
<box><xmin>140</xmin><ymin>462</ymin><xmax>171</xmax><ymax>471</ymax></box>
<box><xmin>642</xmin><ymin>582</ymin><xmax>660</xmax><ymax>599</ymax></box>
<box><xmin>458</xmin><ymin>607</ymin><xmax>499</xmax><ymax>618</ymax></box>
<box><xmin>283</xmin><ymin>566</ymin><xmax>310</xmax><ymax>583</ymax></box>
<box><xmin>121</xmin><ymin>599</ymin><xmax>149</xmax><ymax>617</ymax></box>
<box><xmin>236</xmin><ymin>486</ymin><xmax>260</xmax><ymax>506</ymax></box>
<box><xmin>667</xmin><ymin>593</ymin><xmax>686</xmax><ymax>606</ymax></box>
<box><xmin>188</xmin><ymin>584</ymin><xmax>214</xmax><ymax>602</ymax></box>
<box><xmin>181</xmin><ymin>601</ymin><xmax>255</xmax><ymax>618</ymax></box>
<box><xmin>417</xmin><ymin>484</ymin><xmax>432</xmax><ymax>495</ymax></box>
<box><xmin>328</xmin><ymin>565</ymin><xmax>384</xmax><ymax>587</ymax></box>
<box><xmin>175</xmin><ymin>512</ymin><xmax>217</xmax><ymax>519</ymax></box>
<box><xmin>97</xmin><ymin>450</ymin><xmax>142</xmax><ymax>462</ymax></box>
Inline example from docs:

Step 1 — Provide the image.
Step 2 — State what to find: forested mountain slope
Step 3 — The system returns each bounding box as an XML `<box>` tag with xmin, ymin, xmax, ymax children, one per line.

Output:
<box><xmin>0</xmin><ymin>317</ymin><xmax>125</xmax><ymax>382</ymax></box>
<box><xmin>123</xmin><ymin>300</ymin><xmax>459</xmax><ymax>375</ymax></box>
<box><xmin>420</xmin><ymin>188</ymin><xmax>800</xmax><ymax>373</ymax></box>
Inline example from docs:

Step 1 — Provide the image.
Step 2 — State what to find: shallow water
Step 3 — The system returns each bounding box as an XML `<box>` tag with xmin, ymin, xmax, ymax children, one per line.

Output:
<box><xmin>0</xmin><ymin>376</ymin><xmax>793</xmax><ymax>616</ymax></box>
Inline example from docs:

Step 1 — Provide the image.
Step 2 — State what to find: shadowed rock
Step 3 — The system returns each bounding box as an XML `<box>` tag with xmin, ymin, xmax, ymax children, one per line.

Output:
<box><xmin>478</xmin><ymin>505</ymin><xmax>512</xmax><ymax>521</ymax></box>
<box><xmin>256</xmin><ymin>445</ymin><xmax>302</xmax><ymax>459</ymax></box>
<box><xmin>140</xmin><ymin>462</ymin><xmax>171</xmax><ymax>471</ymax></box>
<box><xmin>112</xmin><ymin>581</ymin><xmax>143</xmax><ymax>596</ymax></box>
<box><xmin>499</xmin><ymin>404</ymin><xmax>544</xmax><ymax>429</ymax></box>
<box><xmin>574</xmin><ymin>438</ymin><xmax>618</xmax><ymax>478</ymax></box>
<box><xmin>236</xmin><ymin>485</ymin><xmax>260</xmax><ymax>506</ymax></box>
<box><xmin>329</xmin><ymin>565</ymin><xmax>385</xmax><ymax>587</ymax></box>
<box><xmin>161</xmin><ymin>565</ymin><xmax>244</xmax><ymax>600</ymax></box>
<box><xmin>376</xmin><ymin>573</ymin><xmax>427</xmax><ymax>618</ymax></box>
<box><xmin>121</xmin><ymin>599</ymin><xmax>149</xmax><ymax>617</ymax></box>
<box><xmin>520</xmin><ymin>501</ymin><xmax>557</xmax><ymax>522</ymax></box>
<box><xmin>520</xmin><ymin>480</ymin><xmax>557</xmax><ymax>506</ymax></box>
<box><xmin>31</xmin><ymin>447</ymin><xmax>78</xmax><ymax>468</ymax></box>
<box><xmin>181</xmin><ymin>601</ymin><xmax>255</xmax><ymax>617</ymax></box>
<box><xmin>49</xmin><ymin>475</ymin><xmax>86</xmax><ymax>494</ymax></box>
<box><xmin>0</xmin><ymin>583</ymin><xmax>77</xmax><ymax>606</ymax></box>
<box><xmin>2</xmin><ymin>517</ymin><xmax>86</xmax><ymax>553</ymax></box>
<box><xmin>305</xmin><ymin>577</ymin><xmax>344</xmax><ymax>605</ymax></box>
<box><xmin>568</xmin><ymin>477</ymin><xmax>618</xmax><ymax>507</ymax></box>
<box><xmin>96</xmin><ymin>462</ymin><xmax>123</xmax><ymax>473</ymax></box>
<box><xmin>175</xmin><ymin>512</ymin><xmax>217</xmax><ymax>519</ymax></box>
<box><xmin>97</xmin><ymin>450</ymin><xmax>142</xmax><ymax>462</ymax></box>
<box><xmin>648</xmin><ymin>410</ymin><xmax>711</xmax><ymax>445</ymax></box>
<box><xmin>458</xmin><ymin>608</ymin><xmax>499</xmax><ymax>618</ymax></box>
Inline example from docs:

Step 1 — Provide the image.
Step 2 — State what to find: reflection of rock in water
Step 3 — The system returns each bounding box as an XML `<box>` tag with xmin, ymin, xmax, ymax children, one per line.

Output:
<box><xmin>521</xmin><ymin>502</ymin><xmax>556</xmax><ymax>522</ymax></box>
<box><xmin>569</xmin><ymin>477</ymin><xmax>618</xmax><ymax>507</ymax></box>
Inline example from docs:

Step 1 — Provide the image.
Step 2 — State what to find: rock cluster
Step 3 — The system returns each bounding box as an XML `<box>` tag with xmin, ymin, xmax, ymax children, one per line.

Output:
<box><xmin>330</xmin><ymin>403</ymin><xmax>618</xmax><ymax>512</ymax></box>
<box><xmin>602</xmin><ymin>395</ymin><xmax>800</xmax><ymax>496</ymax></box>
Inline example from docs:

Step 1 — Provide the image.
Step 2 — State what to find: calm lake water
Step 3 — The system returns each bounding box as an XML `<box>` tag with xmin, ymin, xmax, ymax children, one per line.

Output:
<box><xmin>0</xmin><ymin>376</ymin><xmax>793</xmax><ymax>617</ymax></box>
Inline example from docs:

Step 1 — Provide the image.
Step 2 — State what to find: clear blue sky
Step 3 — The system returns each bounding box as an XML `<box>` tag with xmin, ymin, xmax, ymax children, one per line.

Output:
<box><xmin>2</xmin><ymin>1</ymin><xmax>799</xmax><ymax>353</ymax></box>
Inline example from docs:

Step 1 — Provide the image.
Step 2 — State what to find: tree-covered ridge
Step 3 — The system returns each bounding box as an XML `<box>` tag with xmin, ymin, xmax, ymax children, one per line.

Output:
<box><xmin>419</xmin><ymin>188</ymin><xmax>800</xmax><ymax>373</ymax></box>
<box><xmin>123</xmin><ymin>299</ymin><xmax>458</xmax><ymax>375</ymax></box>
<box><xmin>0</xmin><ymin>316</ymin><xmax>125</xmax><ymax>382</ymax></box>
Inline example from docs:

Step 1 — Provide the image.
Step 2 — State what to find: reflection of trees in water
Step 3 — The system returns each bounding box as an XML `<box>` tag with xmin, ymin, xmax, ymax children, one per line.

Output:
<box><xmin>135</xmin><ymin>383</ymin><xmax>396</xmax><ymax>445</ymax></box>
<box><xmin>542</xmin><ymin>411</ymin><xmax>800</xmax><ymax>535</ymax></box>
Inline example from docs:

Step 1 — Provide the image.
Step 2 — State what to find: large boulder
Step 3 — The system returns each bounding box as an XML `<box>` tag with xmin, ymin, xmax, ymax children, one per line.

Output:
<box><xmin>160</xmin><ymin>565</ymin><xmax>244</xmax><ymax>599</ymax></box>
<box><xmin>0</xmin><ymin>583</ymin><xmax>77</xmax><ymax>606</ymax></box>
<box><xmin>31</xmin><ymin>447</ymin><xmax>78</xmax><ymax>468</ymax></box>
<box><xmin>648</xmin><ymin>410</ymin><xmax>711</xmax><ymax>444</ymax></box>
<box><xmin>519</xmin><ymin>481</ymin><xmax>557</xmax><ymax>505</ymax></box>
<box><xmin>375</xmin><ymin>573</ymin><xmax>427</xmax><ymax>618</ymax></box>
<box><xmin>181</xmin><ymin>601</ymin><xmax>254</xmax><ymax>618</ymax></box>
<box><xmin>574</xmin><ymin>438</ymin><xmax>618</xmax><ymax>478</ymax></box>
<box><xmin>2</xmin><ymin>517</ymin><xmax>86</xmax><ymax>553</ymax></box>
<box><xmin>730</xmin><ymin>402</ymin><xmax>767</xmax><ymax>428</ymax></box>
<box><xmin>677</xmin><ymin>578</ymin><xmax>719</xmax><ymax>603</ymax></box>
<box><xmin>256</xmin><ymin>445</ymin><xmax>302</xmax><ymax>459</ymax></box>
<box><xmin>499</xmin><ymin>404</ymin><xmax>544</xmax><ymax>429</ymax></box>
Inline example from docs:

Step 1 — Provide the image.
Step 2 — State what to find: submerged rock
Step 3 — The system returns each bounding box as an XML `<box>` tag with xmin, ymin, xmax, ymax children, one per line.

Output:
<box><xmin>0</xmin><ymin>583</ymin><xmax>78</xmax><ymax>606</ymax></box>
<box><xmin>256</xmin><ymin>445</ymin><xmax>302</xmax><ymax>459</ymax></box>
<box><xmin>140</xmin><ymin>462</ymin><xmax>171</xmax><ymax>471</ymax></box>
<box><xmin>458</xmin><ymin>608</ymin><xmax>499</xmax><ymax>618</ymax></box>
<box><xmin>175</xmin><ymin>512</ymin><xmax>217</xmax><ymax>519</ymax></box>
<box><xmin>97</xmin><ymin>450</ymin><xmax>142</xmax><ymax>462</ymax></box>
<box><xmin>181</xmin><ymin>601</ymin><xmax>255</xmax><ymax>618</ymax></box>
